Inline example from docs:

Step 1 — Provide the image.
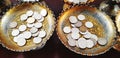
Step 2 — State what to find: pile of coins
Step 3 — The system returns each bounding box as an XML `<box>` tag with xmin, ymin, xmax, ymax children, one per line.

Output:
<box><xmin>63</xmin><ymin>14</ymin><xmax>108</xmax><ymax>49</ymax></box>
<box><xmin>66</xmin><ymin>0</ymin><xmax>89</xmax><ymax>4</ymax></box>
<box><xmin>9</xmin><ymin>9</ymin><xmax>48</xmax><ymax>46</ymax></box>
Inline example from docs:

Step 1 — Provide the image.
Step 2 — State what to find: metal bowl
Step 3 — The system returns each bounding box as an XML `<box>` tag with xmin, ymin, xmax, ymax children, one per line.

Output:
<box><xmin>57</xmin><ymin>6</ymin><xmax>116</xmax><ymax>56</ymax></box>
<box><xmin>0</xmin><ymin>2</ymin><xmax>56</xmax><ymax>52</ymax></box>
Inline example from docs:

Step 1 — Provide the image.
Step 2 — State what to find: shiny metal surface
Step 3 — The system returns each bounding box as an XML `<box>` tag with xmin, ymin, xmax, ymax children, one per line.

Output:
<box><xmin>112</xmin><ymin>0</ymin><xmax>120</xmax><ymax>3</ymax></box>
<box><xmin>114</xmin><ymin>11</ymin><xmax>120</xmax><ymax>51</ymax></box>
<box><xmin>0</xmin><ymin>0</ymin><xmax>120</xmax><ymax>58</ymax></box>
<box><xmin>64</xmin><ymin>0</ymin><xmax>95</xmax><ymax>4</ymax></box>
<box><xmin>57</xmin><ymin>6</ymin><xmax>116</xmax><ymax>56</ymax></box>
<box><xmin>0</xmin><ymin>2</ymin><xmax>55</xmax><ymax>52</ymax></box>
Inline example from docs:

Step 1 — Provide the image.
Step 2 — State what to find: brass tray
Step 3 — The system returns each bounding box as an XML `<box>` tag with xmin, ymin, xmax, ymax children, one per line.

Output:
<box><xmin>57</xmin><ymin>6</ymin><xmax>116</xmax><ymax>56</ymax></box>
<box><xmin>0</xmin><ymin>2</ymin><xmax>55</xmax><ymax>52</ymax></box>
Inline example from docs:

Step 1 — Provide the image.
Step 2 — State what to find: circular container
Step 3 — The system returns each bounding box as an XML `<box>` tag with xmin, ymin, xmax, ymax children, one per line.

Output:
<box><xmin>0</xmin><ymin>2</ymin><xmax>56</xmax><ymax>52</ymax></box>
<box><xmin>57</xmin><ymin>6</ymin><xmax>116</xmax><ymax>56</ymax></box>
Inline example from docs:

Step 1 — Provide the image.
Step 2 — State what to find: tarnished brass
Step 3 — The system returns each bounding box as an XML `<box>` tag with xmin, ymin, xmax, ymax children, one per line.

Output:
<box><xmin>57</xmin><ymin>6</ymin><xmax>116</xmax><ymax>56</ymax></box>
<box><xmin>0</xmin><ymin>2</ymin><xmax>56</xmax><ymax>52</ymax></box>
<box><xmin>114</xmin><ymin>11</ymin><xmax>120</xmax><ymax>51</ymax></box>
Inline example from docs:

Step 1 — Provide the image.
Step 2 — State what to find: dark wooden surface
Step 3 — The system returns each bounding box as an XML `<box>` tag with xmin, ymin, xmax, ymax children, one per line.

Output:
<box><xmin>0</xmin><ymin>0</ymin><xmax>120</xmax><ymax>58</ymax></box>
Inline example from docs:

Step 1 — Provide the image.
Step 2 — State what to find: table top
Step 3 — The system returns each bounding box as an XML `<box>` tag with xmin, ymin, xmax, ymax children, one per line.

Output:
<box><xmin>0</xmin><ymin>0</ymin><xmax>120</xmax><ymax>58</ymax></box>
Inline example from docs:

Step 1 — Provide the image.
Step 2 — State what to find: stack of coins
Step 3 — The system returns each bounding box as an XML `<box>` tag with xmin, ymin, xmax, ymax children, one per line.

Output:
<box><xmin>64</xmin><ymin>0</ymin><xmax>94</xmax><ymax>4</ymax></box>
<box><xmin>9</xmin><ymin>9</ymin><xmax>48</xmax><ymax>46</ymax></box>
<box><xmin>63</xmin><ymin>14</ymin><xmax>108</xmax><ymax>49</ymax></box>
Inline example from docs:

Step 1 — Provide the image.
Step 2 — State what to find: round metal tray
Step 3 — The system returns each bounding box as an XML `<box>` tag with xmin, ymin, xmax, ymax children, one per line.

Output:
<box><xmin>0</xmin><ymin>2</ymin><xmax>56</xmax><ymax>52</ymax></box>
<box><xmin>57</xmin><ymin>6</ymin><xmax>116</xmax><ymax>56</ymax></box>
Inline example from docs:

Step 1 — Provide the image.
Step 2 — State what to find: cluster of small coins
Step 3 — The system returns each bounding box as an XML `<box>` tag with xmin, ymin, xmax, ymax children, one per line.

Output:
<box><xmin>63</xmin><ymin>14</ymin><xmax>108</xmax><ymax>49</ymax></box>
<box><xmin>67</xmin><ymin>0</ymin><xmax>88</xmax><ymax>4</ymax></box>
<box><xmin>9</xmin><ymin>9</ymin><xmax>48</xmax><ymax>46</ymax></box>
